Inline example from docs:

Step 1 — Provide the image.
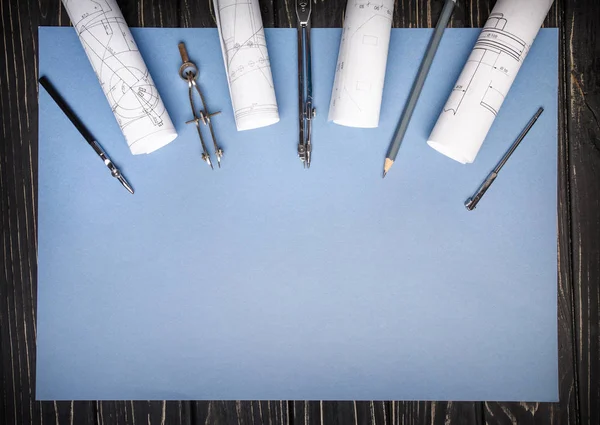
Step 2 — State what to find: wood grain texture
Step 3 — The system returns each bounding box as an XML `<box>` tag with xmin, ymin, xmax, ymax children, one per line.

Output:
<box><xmin>192</xmin><ymin>401</ymin><xmax>289</xmax><ymax>425</ymax></box>
<box><xmin>1</xmin><ymin>0</ymin><xmax>597</xmax><ymax>424</ymax></box>
<box><xmin>292</xmin><ymin>400</ymin><xmax>484</xmax><ymax>425</ymax></box>
<box><xmin>96</xmin><ymin>401</ymin><xmax>187</xmax><ymax>425</ymax></box>
<box><xmin>564</xmin><ymin>0</ymin><xmax>600</xmax><ymax>424</ymax></box>
<box><xmin>293</xmin><ymin>401</ymin><xmax>390</xmax><ymax>425</ymax></box>
<box><xmin>1</xmin><ymin>0</ymin><xmax>41</xmax><ymax>423</ymax></box>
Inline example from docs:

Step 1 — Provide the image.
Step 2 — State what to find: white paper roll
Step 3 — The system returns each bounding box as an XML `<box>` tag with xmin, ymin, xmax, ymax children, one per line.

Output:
<box><xmin>328</xmin><ymin>0</ymin><xmax>394</xmax><ymax>128</ymax></box>
<box><xmin>213</xmin><ymin>0</ymin><xmax>280</xmax><ymax>131</ymax></box>
<box><xmin>427</xmin><ymin>0</ymin><xmax>554</xmax><ymax>164</ymax></box>
<box><xmin>61</xmin><ymin>0</ymin><xmax>178</xmax><ymax>155</ymax></box>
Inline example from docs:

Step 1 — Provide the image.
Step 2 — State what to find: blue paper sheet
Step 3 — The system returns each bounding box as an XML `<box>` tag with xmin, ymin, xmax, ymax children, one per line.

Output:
<box><xmin>37</xmin><ymin>27</ymin><xmax>558</xmax><ymax>401</ymax></box>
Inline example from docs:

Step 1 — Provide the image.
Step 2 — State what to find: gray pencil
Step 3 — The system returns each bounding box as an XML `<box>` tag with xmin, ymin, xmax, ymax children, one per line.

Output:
<box><xmin>383</xmin><ymin>0</ymin><xmax>457</xmax><ymax>178</ymax></box>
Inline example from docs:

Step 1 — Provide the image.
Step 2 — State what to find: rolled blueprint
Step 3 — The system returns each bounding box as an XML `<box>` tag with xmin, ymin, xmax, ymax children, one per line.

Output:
<box><xmin>328</xmin><ymin>0</ymin><xmax>394</xmax><ymax>128</ymax></box>
<box><xmin>427</xmin><ymin>0</ymin><xmax>554</xmax><ymax>164</ymax></box>
<box><xmin>213</xmin><ymin>0</ymin><xmax>280</xmax><ymax>131</ymax></box>
<box><xmin>61</xmin><ymin>0</ymin><xmax>177</xmax><ymax>155</ymax></box>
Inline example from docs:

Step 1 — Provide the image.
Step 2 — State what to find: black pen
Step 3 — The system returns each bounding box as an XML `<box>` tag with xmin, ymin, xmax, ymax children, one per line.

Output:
<box><xmin>465</xmin><ymin>107</ymin><xmax>544</xmax><ymax>210</ymax></box>
<box><xmin>39</xmin><ymin>76</ymin><xmax>134</xmax><ymax>195</ymax></box>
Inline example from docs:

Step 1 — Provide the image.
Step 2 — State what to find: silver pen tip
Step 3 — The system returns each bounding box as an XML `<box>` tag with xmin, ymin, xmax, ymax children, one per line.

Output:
<box><xmin>118</xmin><ymin>175</ymin><xmax>134</xmax><ymax>195</ymax></box>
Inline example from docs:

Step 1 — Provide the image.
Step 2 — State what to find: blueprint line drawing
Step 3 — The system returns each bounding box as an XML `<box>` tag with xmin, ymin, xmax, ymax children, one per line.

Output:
<box><xmin>428</xmin><ymin>0</ymin><xmax>554</xmax><ymax>164</ymax></box>
<box><xmin>62</xmin><ymin>0</ymin><xmax>177</xmax><ymax>155</ymax></box>
<box><xmin>328</xmin><ymin>0</ymin><xmax>394</xmax><ymax>128</ymax></box>
<box><xmin>442</xmin><ymin>12</ymin><xmax>529</xmax><ymax>117</ymax></box>
<box><xmin>213</xmin><ymin>0</ymin><xmax>280</xmax><ymax>131</ymax></box>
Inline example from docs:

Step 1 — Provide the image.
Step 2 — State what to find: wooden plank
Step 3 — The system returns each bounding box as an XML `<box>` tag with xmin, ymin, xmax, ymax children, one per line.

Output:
<box><xmin>39</xmin><ymin>401</ymin><xmax>96</xmax><ymax>425</ymax></box>
<box><xmin>292</xmin><ymin>401</ymin><xmax>390</xmax><ymax>425</ymax></box>
<box><xmin>392</xmin><ymin>401</ymin><xmax>483</xmax><ymax>425</ymax></box>
<box><xmin>292</xmin><ymin>401</ymin><xmax>482</xmax><ymax>425</ymax></box>
<box><xmin>180</xmin><ymin>0</ymin><xmax>214</xmax><ymax>28</ymax></box>
<box><xmin>178</xmin><ymin>0</ymin><xmax>276</xmax><ymax>30</ymax></box>
<box><xmin>96</xmin><ymin>401</ymin><xmax>187</xmax><ymax>425</ymax></box>
<box><xmin>1</xmin><ymin>0</ymin><xmax>47</xmax><ymax>422</ymax></box>
<box><xmin>191</xmin><ymin>401</ymin><xmax>289</xmax><ymax>425</ymax></box>
<box><xmin>563</xmin><ymin>0</ymin><xmax>600</xmax><ymax>424</ymax></box>
<box><xmin>178</xmin><ymin>0</ymin><xmax>277</xmax><ymax>28</ymax></box>
<box><xmin>118</xmin><ymin>0</ymin><xmax>180</xmax><ymax>28</ymax></box>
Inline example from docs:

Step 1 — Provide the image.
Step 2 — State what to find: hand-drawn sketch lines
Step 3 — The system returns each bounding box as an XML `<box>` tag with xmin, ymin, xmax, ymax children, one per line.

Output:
<box><xmin>328</xmin><ymin>0</ymin><xmax>394</xmax><ymax>128</ymax></box>
<box><xmin>427</xmin><ymin>0</ymin><xmax>554</xmax><ymax>165</ymax></box>
<box><xmin>443</xmin><ymin>12</ymin><xmax>529</xmax><ymax>117</ymax></box>
<box><xmin>62</xmin><ymin>0</ymin><xmax>177</xmax><ymax>154</ymax></box>
<box><xmin>214</xmin><ymin>0</ymin><xmax>280</xmax><ymax>131</ymax></box>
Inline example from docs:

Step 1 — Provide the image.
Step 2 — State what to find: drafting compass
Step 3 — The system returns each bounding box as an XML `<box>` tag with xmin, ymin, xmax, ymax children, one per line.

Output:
<box><xmin>296</xmin><ymin>0</ymin><xmax>315</xmax><ymax>168</ymax></box>
<box><xmin>178</xmin><ymin>42</ymin><xmax>223</xmax><ymax>169</ymax></box>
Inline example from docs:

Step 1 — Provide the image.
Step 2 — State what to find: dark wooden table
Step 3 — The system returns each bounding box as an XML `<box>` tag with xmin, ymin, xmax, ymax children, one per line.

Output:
<box><xmin>1</xmin><ymin>0</ymin><xmax>598</xmax><ymax>424</ymax></box>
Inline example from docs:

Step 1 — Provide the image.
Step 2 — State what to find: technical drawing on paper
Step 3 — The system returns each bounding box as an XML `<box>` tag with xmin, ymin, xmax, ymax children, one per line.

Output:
<box><xmin>427</xmin><ymin>0</ymin><xmax>553</xmax><ymax>165</ymax></box>
<box><xmin>62</xmin><ymin>0</ymin><xmax>176</xmax><ymax>153</ymax></box>
<box><xmin>214</xmin><ymin>0</ymin><xmax>279</xmax><ymax>131</ymax></box>
<box><xmin>443</xmin><ymin>13</ymin><xmax>530</xmax><ymax>117</ymax></box>
<box><xmin>328</xmin><ymin>0</ymin><xmax>394</xmax><ymax>128</ymax></box>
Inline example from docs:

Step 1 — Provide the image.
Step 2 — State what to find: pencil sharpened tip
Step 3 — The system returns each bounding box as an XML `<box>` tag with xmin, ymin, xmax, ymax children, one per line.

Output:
<box><xmin>382</xmin><ymin>158</ymin><xmax>394</xmax><ymax>178</ymax></box>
